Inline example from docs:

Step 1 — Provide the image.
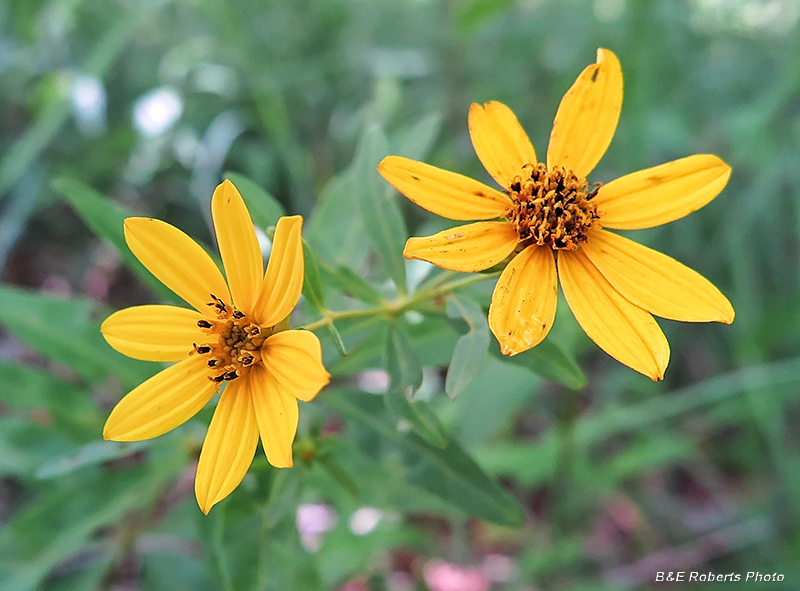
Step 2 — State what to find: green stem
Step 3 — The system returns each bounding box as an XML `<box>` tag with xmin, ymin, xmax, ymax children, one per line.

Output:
<box><xmin>302</xmin><ymin>272</ymin><xmax>498</xmax><ymax>332</ymax></box>
<box><xmin>552</xmin><ymin>388</ymin><xmax>581</xmax><ymax>540</ymax></box>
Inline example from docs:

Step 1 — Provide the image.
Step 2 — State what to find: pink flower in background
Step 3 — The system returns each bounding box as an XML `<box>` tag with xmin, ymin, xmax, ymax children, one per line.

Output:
<box><xmin>423</xmin><ymin>559</ymin><xmax>491</xmax><ymax>591</ymax></box>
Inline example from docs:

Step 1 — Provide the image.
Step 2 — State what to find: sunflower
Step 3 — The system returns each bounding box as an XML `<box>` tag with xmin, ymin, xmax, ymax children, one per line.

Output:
<box><xmin>378</xmin><ymin>48</ymin><xmax>733</xmax><ymax>380</ymax></box>
<box><xmin>101</xmin><ymin>180</ymin><xmax>330</xmax><ymax>513</ymax></box>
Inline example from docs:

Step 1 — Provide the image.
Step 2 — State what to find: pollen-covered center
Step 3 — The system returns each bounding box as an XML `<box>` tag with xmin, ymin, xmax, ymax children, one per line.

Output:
<box><xmin>507</xmin><ymin>163</ymin><xmax>600</xmax><ymax>250</ymax></box>
<box><xmin>191</xmin><ymin>295</ymin><xmax>267</xmax><ymax>384</ymax></box>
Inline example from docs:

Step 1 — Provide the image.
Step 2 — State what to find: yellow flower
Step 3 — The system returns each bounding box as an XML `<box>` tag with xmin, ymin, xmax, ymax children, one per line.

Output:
<box><xmin>378</xmin><ymin>48</ymin><xmax>733</xmax><ymax>380</ymax></box>
<box><xmin>101</xmin><ymin>180</ymin><xmax>330</xmax><ymax>513</ymax></box>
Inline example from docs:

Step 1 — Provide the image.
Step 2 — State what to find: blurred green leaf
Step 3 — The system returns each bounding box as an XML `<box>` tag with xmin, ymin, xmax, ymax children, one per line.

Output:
<box><xmin>351</xmin><ymin>124</ymin><xmax>408</xmax><ymax>293</ymax></box>
<box><xmin>384</xmin><ymin>392</ymin><xmax>448</xmax><ymax>449</ymax></box>
<box><xmin>0</xmin><ymin>18</ymin><xmax>137</xmax><ymax>196</ymax></box>
<box><xmin>445</xmin><ymin>295</ymin><xmax>491</xmax><ymax>399</ymax></box>
<box><xmin>385</xmin><ymin>322</ymin><xmax>423</xmax><ymax>399</ymax></box>
<box><xmin>391</xmin><ymin>113</ymin><xmax>443</xmax><ymax>162</ymax></box>
<box><xmin>0</xmin><ymin>286</ymin><xmax>153</xmax><ymax>389</ymax></box>
<box><xmin>53</xmin><ymin>177</ymin><xmax>178</xmax><ymax>303</ymax></box>
<box><xmin>302</xmin><ymin>239</ymin><xmax>326</xmax><ymax>313</ymax></box>
<box><xmin>0</xmin><ymin>361</ymin><xmax>99</xmax><ymax>439</ymax></box>
<box><xmin>263</xmin><ymin>468</ymin><xmax>303</xmax><ymax>529</ymax></box>
<box><xmin>318</xmin><ymin>264</ymin><xmax>384</xmax><ymax>305</ymax></box>
<box><xmin>326</xmin><ymin>322</ymin><xmax>347</xmax><ymax>356</ymax></box>
<box><xmin>0</xmin><ymin>465</ymin><xmax>175</xmax><ymax>591</ymax></box>
<box><xmin>324</xmin><ymin>389</ymin><xmax>524</xmax><ymax>526</ymax></box>
<box><xmin>496</xmin><ymin>338</ymin><xmax>587</xmax><ymax>390</ymax></box>
<box><xmin>224</xmin><ymin>171</ymin><xmax>286</xmax><ymax>230</ymax></box>
<box><xmin>0</xmin><ymin>418</ymin><xmax>75</xmax><ymax>479</ymax></box>
<box><xmin>36</xmin><ymin>441</ymin><xmax>149</xmax><ymax>480</ymax></box>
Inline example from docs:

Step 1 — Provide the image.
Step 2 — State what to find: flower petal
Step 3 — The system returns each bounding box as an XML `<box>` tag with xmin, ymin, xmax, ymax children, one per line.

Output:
<box><xmin>249</xmin><ymin>364</ymin><xmax>299</xmax><ymax>468</ymax></box>
<box><xmin>558</xmin><ymin>248</ymin><xmax>669</xmax><ymax>380</ymax></box>
<box><xmin>593</xmin><ymin>155</ymin><xmax>732</xmax><ymax>229</ymax></box>
<box><xmin>194</xmin><ymin>378</ymin><xmax>259</xmax><ymax>514</ymax></box>
<box><xmin>489</xmin><ymin>245</ymin><xmax>558</xmax><ymax>356</ymax></box>
<box><xmin>468</xmin><ymin>101</ymin><xmax>538</xmax><ymax>188</ymax></box>
<box><xmin>261</xmin><ymin>330</ymin><xmax>330</xmax><ymax>402</ymax></box>
<box><xmin>101</xmin><ymin>305</ymin><xmax>203</xmax><ymax>362</ymax></box>
<box><xmin>378</xmin><ymin>156</ymin><xmax>512</xmax><ymax>220</ymax></box>
<box><xmin>403</xmin><ymin>222</ymin><xmax>519</xmax><ymax>272</ymax></box>
<box><xmin>547</xmin><ymin>48</ymin><xmax>623</xmax><ymax>179</ymax></box>
<box><xmin>582</xmin><ymin>229</ymin><xmax>734</xmax><ymax>323</ymax></box>
<box><xmin>253</xmin><ymin>216</ymin><xmax>304</xmax><ymax>327</ymax></box>
<box><xmin>103</xmin><ymin>355</ymin><xmax>217</xmax><ymax>441</ymax></box>
<box><xmin>124</xmin><ymin>217</ymin><xmax>231</xmax><ymax>314</ymax></box>
<box><xmin>211</xmin><ymin>180</ymin><xmax>263</xmax><ymax>313</ymax></box>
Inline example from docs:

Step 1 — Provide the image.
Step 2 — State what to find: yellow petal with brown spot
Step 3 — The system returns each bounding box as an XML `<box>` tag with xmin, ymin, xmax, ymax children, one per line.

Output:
<box><xmin>547</xmin><ymin>48</ymin><xmax>623</xmax><ymax>179</ymax></box>
<box><xmin>468</xmin><ymin>101</ymin><xmax>538</xmax><ymax>188</ymax></box>
<box><xmin>489</xmin><ymin>245</ymin><xmax>558</xmax><ymax>356</ymax></box>
<box><xmin>583</xmin><ymin>229</ymin><xmax>734</xmax><ymax>323</ymax></box>
<box><xmin>378</xmin><ymin>156</ymin><xmax>512</xmax><ymax>221</ymax></box>
<box><xmin>558</xmin><ymin>248</ymin><xmax>669</xmax><ymax>380</ymax></box>
<box><xmin>403</xmin><ymin>221</ymin><xmax>519</xmax><ymax>272</ymax></box>
<box><xmin>593</xmin><ymin>155</ymin><xmax>731</xmax><ymax>229</ymax></box>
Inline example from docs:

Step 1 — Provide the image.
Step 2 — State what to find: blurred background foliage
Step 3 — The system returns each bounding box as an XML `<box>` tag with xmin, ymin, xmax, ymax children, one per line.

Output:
<box><xmin>2</xmin><ymin>0</ymin><xmax>800</xmax><ymax>589</ymax></box>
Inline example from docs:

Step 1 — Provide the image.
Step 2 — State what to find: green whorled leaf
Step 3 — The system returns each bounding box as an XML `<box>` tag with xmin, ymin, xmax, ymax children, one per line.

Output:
<box><xmin>494</xmin><ymin>338</ymin><xmax>587</xmax><ymax>390</ymax></box>
<box><xmin>385</xmin><ymin>323</ymin><xmax>423</xmax><ymax>399</ymax></box>
<box><xmin>0</xmin><ymin>286</ymin><xmax>154</xmax><ymax>389</ymax></box>
<box><xmin>318</xmin><ymin>264</ymin><xmax>384</xmax><ymax>305</ymax></box>
<box><xmin>301</xmin><ymin>240</ymin><xmax>326</xmax><ymax>313</ymax></box>
<box><xmin>36</xmin><ymin>440</ymin><xmax>149</xmax><ymax>480</ymax></box>
<box><xmin>384</xmin><ymin>393</ymin><xmax>448</xmax><ymax>449</ymax></box>
<box><xmin>322</xmin><ymin>388</ymin><xmax>524</xmax><ymax>526</ymax></box>
<box><xmin>350</xmin><ymin>124</ymin><xmax>408</xmax><ymax>293</ymax></box>
<box><xmin>224</xmin><ymin>171</ymin><xmax>286</xmax><ymax>231</ymax></box>
<box><xmin>445</xmin><ymin>295</ymin><xmax>491</xmax><ymax>399</ymax></box>
<box><xmin>52</xmin><ymin>177</ymin><xmax>177</xmax><ymax>303</ymax></box>
<box><xmin>391</xmin><ymin>112</ymin><xmax>444</xmax><ymax>162</ymax></box>
<box><xmin>0</xmin><ymin>361</ymin><xmax>100</xmax><ymax>439</ymax></box>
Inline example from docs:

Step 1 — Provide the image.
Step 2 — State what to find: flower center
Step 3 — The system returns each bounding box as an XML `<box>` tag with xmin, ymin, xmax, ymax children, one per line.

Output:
<box><xmin>192</xmin><ymin>294</ymin><xmax>267</xmax><ymax>384</ymax></box>
<box><xmin>506</xmin><ymin>163</ymin><xmax>600</xmax><ymax>250</ymax></box>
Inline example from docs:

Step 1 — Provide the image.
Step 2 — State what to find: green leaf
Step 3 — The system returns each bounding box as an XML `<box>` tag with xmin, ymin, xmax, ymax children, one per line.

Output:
<box><xmin>326</xmin><ymin>322</ymin><xmax>347</xmax><ymax>356</ymax></box>
<box><xmin>36</xmin><ymin>441</ymin><xmax>149</xmax><ymax>480</ymax></box>
<box><xmin>384</xmin><ymin>393</ymin><xmax>448</xmax><ymax>449</ymax></box>
<box><xmin>385</xmin><ymin>323</ymin><xmax>423</xmax><ymax>399</ymax></box>
<box><xmin>0</xmin><ymin>361</ymin><xmax>100</xmax><ymax>439</ymax></box>
<box><xmin>318</xmin><ymin>264</ymin><xmax>384</xmax><ymax>305</ymax></box>
<box><xmin>0</xmin><ymin>464</ymin><xmax>176</xmax><ymax>591</ymax></box>
<box><xmin>445</xmin><ymin>295</ymin><xmax>491</xmax><ymax>399</ymax></box>
<box><xmin>302</xmin><ymin>240</ymin><xmax>326</xmax><ymax>313</ymax></box>
<box><xmin>350</xmin><ymin>124</ymin><xmax>408</xmax><ymax>293</ymax></box>
<box><xmin>323</xmin><ymin>389</ymin><xmax>524</xmax><ymax>526</ymax></box>
<box><xmin>0</xmin><ymin>286</ymin><xmax>153</xmax><ymax>389</ymax></box>
<box><xmin>224</xmin><ymin>171</ymin><xmax>286</xmax><ymax>230</ymax></box>
<box><xmin>52</xmin><ymin>177</ymin><xmax>177</xmax><ymax>303</ymax></box>
<box><xmin>391</xmin><ymin>113</ymin><xmax>443</xmax><ymax>162</ymax></box>
<box><xmin>496</xmin><ymin>338</ymin><xmax>587</xmax><ymax>390</ymax></box>
<box><xmin>306</xmin><ymin>172</ymin><xmax>368</xmax><ymax>268</ymax></box>
<box><xmin>263</xmin><ymin>468</ymin><xmax>303</xmax><ymax>529</ymax></box>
